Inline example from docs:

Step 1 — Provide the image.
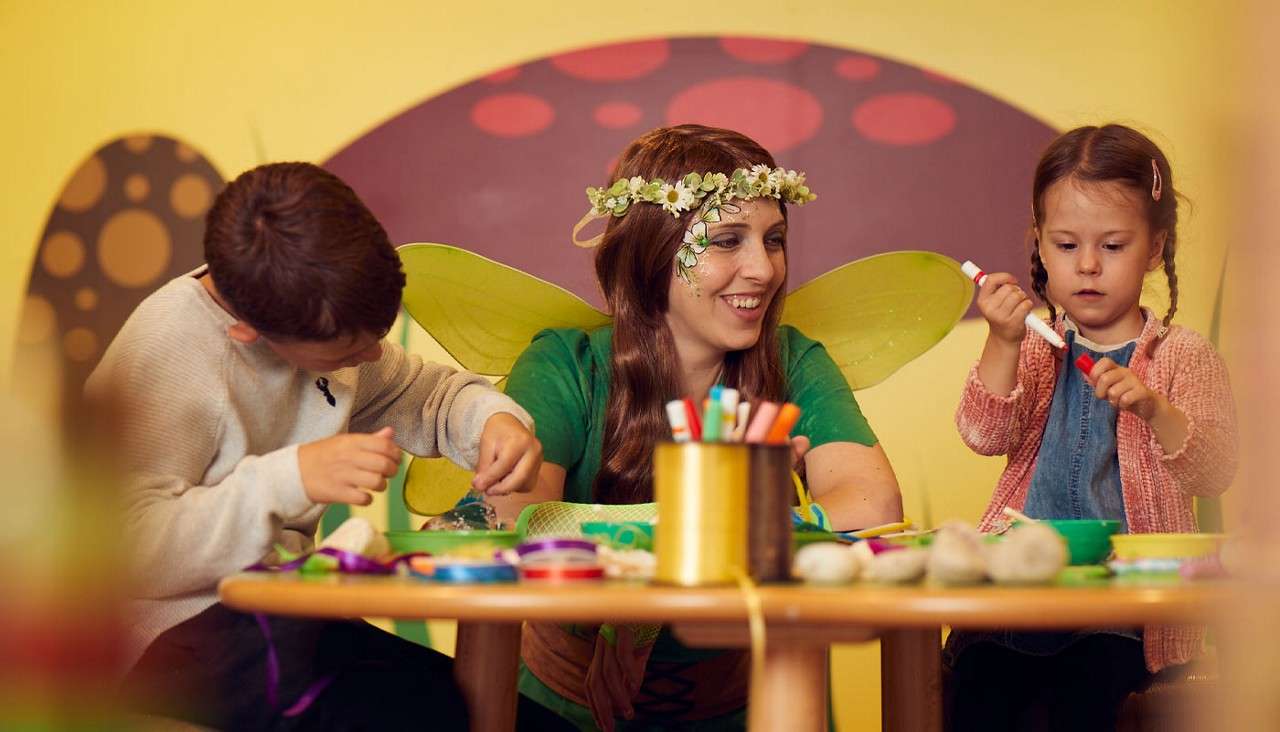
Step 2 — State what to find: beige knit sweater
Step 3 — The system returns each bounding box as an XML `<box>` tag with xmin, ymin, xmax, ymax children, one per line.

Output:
<box><xmin>87</xmin><ymin>269</ymin><xmax>532</xmax><ymax>672</ymax></box>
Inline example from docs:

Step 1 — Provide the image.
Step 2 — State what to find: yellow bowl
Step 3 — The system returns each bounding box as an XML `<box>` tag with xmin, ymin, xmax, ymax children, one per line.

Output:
<box><xmin>1110</xmin><ymin>533</ymin><xmax>1226</xmax><ymax>560</ymax></box>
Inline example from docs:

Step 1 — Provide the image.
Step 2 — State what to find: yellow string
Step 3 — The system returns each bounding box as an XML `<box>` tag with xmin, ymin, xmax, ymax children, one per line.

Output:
<box><xmin>733</xmin><ymin>570</ymin><xmax>766</xmax><ymax>691</ymax></box>
<box><xmin>793</xmin><ymin>471</ymin><xmax>815</xmax><ymax>524</ymax></box>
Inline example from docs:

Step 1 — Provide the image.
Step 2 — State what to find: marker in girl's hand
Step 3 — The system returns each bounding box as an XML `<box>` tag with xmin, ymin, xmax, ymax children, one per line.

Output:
<box><xmin>961</xmin><ymin>260</ymin><xmax>1066</xmax><ymax>350</ymax></box>
<box><xmin>1075</xmin><ymin>353</ymin><xmax>1096</xmax><ymax>377</ymax></box>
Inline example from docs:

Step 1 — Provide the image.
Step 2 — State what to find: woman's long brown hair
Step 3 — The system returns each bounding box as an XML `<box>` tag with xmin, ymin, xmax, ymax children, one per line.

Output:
<box><xmin>593</xmin><ymin>125</ymin><xmax>788</xmax><ymax>504</ymax></box>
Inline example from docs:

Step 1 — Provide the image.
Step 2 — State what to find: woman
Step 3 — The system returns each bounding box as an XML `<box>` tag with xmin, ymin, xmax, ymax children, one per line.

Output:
<box><xmin>497</xmin><ymin>124</ymin><xmax>903</xmax><ymax>731</ymax></box>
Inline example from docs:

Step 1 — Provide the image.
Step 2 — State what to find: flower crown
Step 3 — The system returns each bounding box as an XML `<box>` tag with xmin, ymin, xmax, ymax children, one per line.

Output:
<box><xmin>575</xmin><ymin>164</ymin><xmax>816</xmax><ymax>286</ymax></box>
<box><xmin>585</xmin><ymin>164</ymin><xmax>815</xmax><ymax>219</ymax></box>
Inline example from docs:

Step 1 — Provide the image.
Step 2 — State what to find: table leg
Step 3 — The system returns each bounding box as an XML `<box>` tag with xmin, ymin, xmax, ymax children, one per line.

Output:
<box><xmin>454</xmin><ymin>621</ymin><xmax>521</xmax><ymax>732</ymax></box>
<box><xmin>748</xmin><ymin>644</ymin><xmax>829</xmax><ymax>732</ymax></box>
<box><xmin>880</xmin><ymin>628</ymin><xmax>942</xmax><ymax>732</ymax></box>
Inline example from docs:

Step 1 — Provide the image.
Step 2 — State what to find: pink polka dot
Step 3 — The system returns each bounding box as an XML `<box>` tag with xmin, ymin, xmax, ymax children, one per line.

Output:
<box><xmin>720</xmin><ymin>37</ymin><xmax>809</xmax><ymax>64</ymax></box>
<box><xmin>551</xmin><ymin>40</ymin><xmax>670</xmax><ymax>81</ymax></box>
<box><xmin>483</xmin><ymin>66</ymin><xmax>521</xmax><ymax>84</ymax></box>
<box><xmin>594</xmin><ymin>102</ymin><xmax>643</xmax><ymax>129</ymax></box>
<box><xmin>835</xmin><ymin>55</ymin><xmax>880</xmax><ymax>81</ymax></box>
<box><xmin>471</xmin><ymin>93</ymin><xmax>555</xmax><ymax>138</ymax></box>
<box><xmin>852</xmin><ymin>92</ymin><xmax>956</xmax><ymax>146</ymax></box>
<box><xmin>666</xmin><ymin>77</ymin><xmax>822</xmax><ymax>152</ymax></box>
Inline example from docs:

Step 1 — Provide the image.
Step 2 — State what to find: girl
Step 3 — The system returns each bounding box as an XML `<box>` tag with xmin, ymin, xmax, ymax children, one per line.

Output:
<box><xmin>948</xmin><ymin>124</ymin><xmax>1237</xmax><ymax>730</ymax></box>
<box><xmin>496</xmin><ymin>124</ymin><xmax>904</xmax><ymax>730</ymax></box>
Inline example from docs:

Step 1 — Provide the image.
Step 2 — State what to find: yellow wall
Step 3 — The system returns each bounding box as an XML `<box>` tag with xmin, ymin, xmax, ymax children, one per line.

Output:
<box><xmin>0</xmin><ymin>2</ymin><xmax>1241</xmax><ymax>729</ymax></box>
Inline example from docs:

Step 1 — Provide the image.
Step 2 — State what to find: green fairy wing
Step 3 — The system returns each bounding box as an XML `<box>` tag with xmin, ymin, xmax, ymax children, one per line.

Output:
<box><xmin>781</xmin><ymin>251</ymin><xmax>971</xmax><ymax>390</ymax></box>
<box><xmin>398</xmin><ymin>243</ymin><xmax>609</xmax><ymax>376</ymax></box>
<box><xmin>398</xmin><ymin>243</ymin><xmax>609</xmax><ymax>516</ymax></box>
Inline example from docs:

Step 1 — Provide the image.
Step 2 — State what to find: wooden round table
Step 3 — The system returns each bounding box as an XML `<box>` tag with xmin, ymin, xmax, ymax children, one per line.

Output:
<box><xmin>220</xmin><ymin>573</ymin><xmax>1230</xmax><ymax>731</ymax></box>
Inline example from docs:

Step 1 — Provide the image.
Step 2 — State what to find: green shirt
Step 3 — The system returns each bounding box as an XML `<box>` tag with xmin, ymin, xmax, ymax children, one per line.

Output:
<box><xmin>505</xmin><ymin>324</ymin><xmax>877</xmax><ymax>503</ymax></box>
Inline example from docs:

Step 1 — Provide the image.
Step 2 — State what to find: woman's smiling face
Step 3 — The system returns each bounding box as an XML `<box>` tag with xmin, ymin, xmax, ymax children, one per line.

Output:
<box><xmin>664</xmin><ymin>198</ymin><xmax>787</xmax><ymax>358</ymax></box>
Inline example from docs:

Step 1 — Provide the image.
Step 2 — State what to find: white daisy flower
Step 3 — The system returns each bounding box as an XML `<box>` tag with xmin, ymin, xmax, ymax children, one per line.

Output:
<box><xmin>747</xmin><ymin>164</ymin><xmax>775</xmax><ymax>195</ymax></box>
<box><xmin>659</xmin><ymin>181</ymin><xmax>696</xmax><ymax>215</ymax></box>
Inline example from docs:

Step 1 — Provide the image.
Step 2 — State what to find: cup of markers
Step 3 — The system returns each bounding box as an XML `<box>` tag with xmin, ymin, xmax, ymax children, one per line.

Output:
<box><xmin>663</xmin><ymin>388</ymin><xmax>801</xmax><ymax>445</ymax></box>
<box><xmin>660</xmin><ymin>390</ymin><xmax>803</xmax><ymax>584</ymax></box>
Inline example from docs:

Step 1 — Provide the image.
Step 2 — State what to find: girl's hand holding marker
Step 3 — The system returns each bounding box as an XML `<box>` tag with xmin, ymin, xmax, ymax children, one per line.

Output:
<box><xmin>1078</xmin><ymin>357</ymin><xmax>1167</xmax><ymax>421</ymax></box>
<box><xmin>963</xmin><ymin>260</ymin><xmax>1067</xmax><ymax>351</ymax></box>
<box><xmin>964</xmin><ymin>260</ymin><xmax>1099</xmax><ymax>375</ymax></box>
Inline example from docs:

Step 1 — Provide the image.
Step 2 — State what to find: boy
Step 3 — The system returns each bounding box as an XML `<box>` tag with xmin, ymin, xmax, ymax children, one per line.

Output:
<box><xmin>93</xmin><ymin>163</ymin><xmax>545</xmax><ymax>729</ymax></box>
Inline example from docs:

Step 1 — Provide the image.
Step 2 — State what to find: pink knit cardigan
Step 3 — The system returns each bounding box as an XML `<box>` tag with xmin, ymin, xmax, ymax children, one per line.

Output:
<box><xmin>956</xmin><ymin>309</ymin><xmax>1237</xmax><ymax>672</ymax></box>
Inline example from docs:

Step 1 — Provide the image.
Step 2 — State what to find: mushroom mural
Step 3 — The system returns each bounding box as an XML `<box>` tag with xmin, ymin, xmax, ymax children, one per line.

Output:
<box><xmin>17</xmin><ymin>136</ymin><xmax>223</xmax><ymax>405</ymax></box>
<box><xmin>326</xmin><ymin>36</ymin><xmax>1056</xmax><ymax>307</ymax></box>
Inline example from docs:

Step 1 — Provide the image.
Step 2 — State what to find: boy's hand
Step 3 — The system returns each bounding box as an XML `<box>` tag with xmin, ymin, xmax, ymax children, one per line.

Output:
<box><xmin>472</xmin><ymin>413</ymin><xmax>542</xmax><ymax>496</ymax></box>
<box><xmin>976</xmin><ymin>272</ymin><xmax>1034</xmax><ymax>345</ymax></box>
<box><xmin>298</xmin><ymin>426</ymin><xmax>401</xmax><ymax>506</ymax></box>
<box><xmin>1084</xmin><ymin>358</ymin><xmax>1164</xmax><ymax>421</ymax></box>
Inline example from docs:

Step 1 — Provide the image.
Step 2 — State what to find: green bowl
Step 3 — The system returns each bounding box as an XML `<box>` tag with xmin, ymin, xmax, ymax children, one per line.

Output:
<box><xmin>1042</xmin><ymin>520</ymin><xmax>1121</xmax><ymax>565</ymax></box>
<box><xmin>793</xmin><ymin>530</ymin><xmax>853</xmax><ymax>548</ymax></box>
<box><xmin>385</xmin><ymin>530</ymin><xmax>519</xmax><ymax>558</ymax></box>
<box><xmin>580</xmin><ymin>521</ymin><xmax>654</xmax><ymax>550</ymax></box>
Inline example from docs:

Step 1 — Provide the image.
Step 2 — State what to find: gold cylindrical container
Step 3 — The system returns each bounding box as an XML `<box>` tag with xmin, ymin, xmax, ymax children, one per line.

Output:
<box><xmin>654</xmin><ymin>442</ymin><xmax>749</xmax><ymax>586</ymax></box>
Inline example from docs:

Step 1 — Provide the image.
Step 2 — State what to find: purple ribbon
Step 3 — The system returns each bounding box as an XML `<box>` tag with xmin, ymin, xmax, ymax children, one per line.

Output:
<box><xmin>247</xmin><ymin>548</ymin><xmax>429</xmax><ymax>575</ymax></box>
<box><xmin>245</xmin><ymin>548</ymin><xmax>428</xmax><ymax>718</ymax></box>
<box><xmin>515</xmin><ymin>538</ymin><xmax>598</xmax><ymax>558</ymax></box>
<box><xmin>255</xmin><ymin>612</ymin><xmax>335</xmax><ymax>718</ymax></box>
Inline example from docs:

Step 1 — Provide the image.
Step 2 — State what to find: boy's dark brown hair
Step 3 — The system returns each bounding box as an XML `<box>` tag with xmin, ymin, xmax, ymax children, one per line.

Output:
<box><xmin>203</xmin><ymin>162</ymin><xmax>405</xmax><ymax>341</ymax></box>
<box><xmin>1029</xmin><ymin>124</ymin><xmax>1181</xmax><ymax>328</ymax></box>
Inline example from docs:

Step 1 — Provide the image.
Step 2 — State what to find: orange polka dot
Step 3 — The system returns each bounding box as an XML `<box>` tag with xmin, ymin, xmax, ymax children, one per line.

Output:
<box><xmin>63</xmin><ymin>327</ymin><xmax>98</xmax><ymax>362</ymax></box>
<box><xmin>175</xmin><ymin>143</ymin><xmax>198</xmax><ymax>162</ymax></box>
<box><xmin>98</xmin><ymin>209</ymin><xmax>172</xmax><ymax>288</ymax></box>
<box><xmin>60</xmin><ymin>155</ymin><xmax>107</xmax><ymax>212</ymax></box>
<box><xmin>41</xmin><ymin>231</ymin><xmax>86</xmax><ymax>278</ymax></box>
<box><xmin>74</xmin><ymin>287</ymin><xmax>99</xmax><ymax>311</ymax></box>
<box><xmin>18</xmin><ymin>295</ymin><xmax>56</xmax><ymax>345</ymax></box>
<box><xmin>124</xmin><ymin>135</ymin><xmax>153</xmax><ymax>153</ymax></box>
<box><xmin>125</xmin><ymin>174</ymin><xmax>150</xmax><ymax>202</ymax></box>
<box><xmin>170</xmin><ymin>174</ymin><xmax>212</xmax><ymax>219</ymax></box>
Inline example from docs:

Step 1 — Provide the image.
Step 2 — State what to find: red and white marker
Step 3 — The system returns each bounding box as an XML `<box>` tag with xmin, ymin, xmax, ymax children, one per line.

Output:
<box><xmin>962</xmin><ymin>260</ymin><xmax>1067</xmax><ymax>350</ymax></box>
